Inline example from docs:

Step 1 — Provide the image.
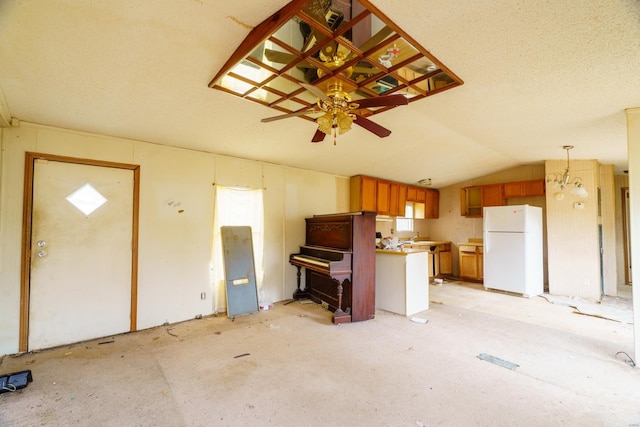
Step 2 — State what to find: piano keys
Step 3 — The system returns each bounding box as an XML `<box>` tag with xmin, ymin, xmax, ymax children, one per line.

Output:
<box><xmin>289</xmin><ymin>211</ymin><xmax>376</xmax><ymax>324</ymax></box>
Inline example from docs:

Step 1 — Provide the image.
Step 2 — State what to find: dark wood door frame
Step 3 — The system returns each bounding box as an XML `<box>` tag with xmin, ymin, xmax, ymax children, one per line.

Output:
<box><xmin>19</xmin><ymin>152</ymin><xmax>140</xmax><ymax>352</ymax></box>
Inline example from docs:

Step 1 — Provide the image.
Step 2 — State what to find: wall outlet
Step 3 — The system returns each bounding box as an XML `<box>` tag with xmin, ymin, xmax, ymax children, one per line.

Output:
<box><xmin>200</xmin><ymin>292</ymin><xmax>206</xmax><ymax>300</ymax></box>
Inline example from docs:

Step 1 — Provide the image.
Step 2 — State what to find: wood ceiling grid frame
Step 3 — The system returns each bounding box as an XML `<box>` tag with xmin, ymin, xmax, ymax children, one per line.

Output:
<box><xmin>209</xmin><ymin>0</ymin><xmax>463</xmax><ymax>122</ymax></box>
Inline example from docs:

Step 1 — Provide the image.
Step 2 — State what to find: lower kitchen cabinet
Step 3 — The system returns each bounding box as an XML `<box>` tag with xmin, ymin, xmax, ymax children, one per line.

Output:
<box><xmin>458</xmin><ymin>243</ymin><xmax>483</xmax><ymax>281</ymax></box>
<box><xmin>439</xmin><ymin>250</ymin><xmax>452</xmax><ymax>275</ymax></box>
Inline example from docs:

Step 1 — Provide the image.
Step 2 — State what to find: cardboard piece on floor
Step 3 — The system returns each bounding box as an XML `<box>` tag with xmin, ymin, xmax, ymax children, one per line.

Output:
<box><xmin>221</xmin><ymin>226</ymin><xmax>259</xmax><ymax>318</ymax></box>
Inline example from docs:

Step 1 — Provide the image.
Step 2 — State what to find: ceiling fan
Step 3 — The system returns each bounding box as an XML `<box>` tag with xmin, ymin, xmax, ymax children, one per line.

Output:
<box><xmin>261</xmin><ymin>81</ymin><xmax>408</xmax><ymax>144</ymax></box>
<box><xmin>259</xmin><ymin>2</ymin><xmax>409</xmax><ymax>143</ymax></box>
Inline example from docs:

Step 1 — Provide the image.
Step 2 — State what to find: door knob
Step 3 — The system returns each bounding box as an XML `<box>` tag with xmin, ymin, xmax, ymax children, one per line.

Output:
<box><xmin>37</xmin><ymin>240</ymin><xmax>47</xmax><ymax>247</ymax></box>
<box><xmin>37</xmin><ymin>250</ymin><xmax>47</xmax><ymax>258</ymax></box>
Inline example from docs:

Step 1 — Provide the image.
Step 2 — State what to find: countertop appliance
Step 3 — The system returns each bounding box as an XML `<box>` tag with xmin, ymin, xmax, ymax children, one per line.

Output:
<box><xmin>483</xmin><ymin>205</ymin><xmax>543</xmax><ymax>297</ymax></box>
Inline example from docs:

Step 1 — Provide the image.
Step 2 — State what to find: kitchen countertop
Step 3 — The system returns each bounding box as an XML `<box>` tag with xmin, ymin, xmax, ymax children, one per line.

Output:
<box><xmin>376</xmin><ymin>248</ymin><xmax>430</xmax><ymax>256</ymax></box>
<box><xmin>403</xmin><ymin>240</ymin><xmax>450</xmax><ymax>247</ymax></box>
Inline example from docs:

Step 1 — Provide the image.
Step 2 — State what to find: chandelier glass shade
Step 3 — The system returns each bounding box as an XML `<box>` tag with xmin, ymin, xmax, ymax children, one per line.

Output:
<box><xmin>546</xmin><ymin>145</ymin><xmax>588</xmax><ymax>199</ymax></box>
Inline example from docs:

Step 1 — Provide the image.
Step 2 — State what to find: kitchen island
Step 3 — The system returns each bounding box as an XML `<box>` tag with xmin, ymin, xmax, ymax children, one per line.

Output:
<box><xmin>375</xmin><ymin>248</ymin><xmax>430</xmax><ymax>316</ymax></box>
<box><xmin>402</xmin><ymin>240</ymin><xmax>452</xmax><ymax>278</ymax></box>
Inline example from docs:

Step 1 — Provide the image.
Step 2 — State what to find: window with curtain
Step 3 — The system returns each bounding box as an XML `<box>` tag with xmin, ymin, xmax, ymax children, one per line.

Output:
<box><xmin>211</xmin><ymin>186</ymin><xmax>264</xmax><ymax>313</ymax></box>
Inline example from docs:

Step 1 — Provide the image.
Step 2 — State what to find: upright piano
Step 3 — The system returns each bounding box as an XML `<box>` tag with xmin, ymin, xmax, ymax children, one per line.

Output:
<box><xmin>289</xmin><ymin>211</ymin><xmax>376</xmax><ymax>324</ymax></box>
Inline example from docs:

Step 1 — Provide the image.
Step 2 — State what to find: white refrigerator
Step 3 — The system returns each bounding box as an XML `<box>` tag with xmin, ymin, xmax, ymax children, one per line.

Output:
<box><xmin>483</xmin><ymin>205</ymin><xmax>543</xmax><ymax>297</ymax></box>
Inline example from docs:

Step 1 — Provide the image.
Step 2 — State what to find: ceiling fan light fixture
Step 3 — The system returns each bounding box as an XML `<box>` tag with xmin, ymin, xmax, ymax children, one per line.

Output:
<box><xmin>317</xmin><ymin>112</ymin><xmax>333</xmax><ymax>135</ymax></box>
<box><xmin>336</xmin><ymin>111</ymin><xmax>354</xmax><ymax>134</ymax></box>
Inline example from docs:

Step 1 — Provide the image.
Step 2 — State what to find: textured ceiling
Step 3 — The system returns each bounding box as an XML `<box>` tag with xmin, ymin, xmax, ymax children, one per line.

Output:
<box><xmin>0</xmin><ymin>0</ymin><xmax>638</xmax><ymax>188</ymax></box>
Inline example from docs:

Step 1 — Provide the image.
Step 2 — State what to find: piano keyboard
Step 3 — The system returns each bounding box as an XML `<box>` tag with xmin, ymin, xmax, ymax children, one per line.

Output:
<box><xmin>291</xmin><ymin>254</ymin><xmax>330</xmax><ymax>268</ymax></box>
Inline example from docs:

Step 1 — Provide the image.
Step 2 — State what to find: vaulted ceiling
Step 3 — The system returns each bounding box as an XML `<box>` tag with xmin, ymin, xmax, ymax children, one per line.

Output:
<box><xmin>0</xmin><ymin>0</ymin><xmax>639</xmax><ymax>188</ymax></box>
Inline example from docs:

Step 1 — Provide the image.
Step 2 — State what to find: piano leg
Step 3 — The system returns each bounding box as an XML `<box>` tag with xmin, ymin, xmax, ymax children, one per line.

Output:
<box><xmin>292</xmin><ymin>266</ymin><xmax>309</xmax><ymax>300</ymax></box>
<box><xmin>332</xmin><ymin>279</ymin><xmax>352</xmax><ymax>324</ymax></box>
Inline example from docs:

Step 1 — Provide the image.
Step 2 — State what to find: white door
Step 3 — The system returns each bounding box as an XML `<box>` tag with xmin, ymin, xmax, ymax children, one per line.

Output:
<box><xmin>28</xmin><ymin>159</ymin><xmax>134</xmax><ymax>350</ymax></box>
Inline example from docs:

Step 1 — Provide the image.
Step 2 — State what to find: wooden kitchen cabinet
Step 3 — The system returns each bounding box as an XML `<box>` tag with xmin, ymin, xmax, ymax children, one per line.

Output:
<box><xmin>482</xmin><ymin>184</ymin><xmax>504</xmax><ymax>207</ymax></box>
<box><xmin>425</xmin><ymin>189</ymin><xmax>439</xmax><ymax>219</ymax></box>
<box><xmin>351</xmin><ymin>176</ymin><xmax>438</xmax><ymax>217</ymax></box>
<box><xmin>407</xmin><ymin>186</ymin><xmax>439</xmax><ymax>219</ymax></box>
<box><xmin>459</xmin><ymin>243</ymin><xmax>483</xmax><ymax>281</ymax></box>
<box><xmin>407</xmin><ymin>186</ymin><xmax>427</xmax><ymax>202</ymax></box>
<box><xmin>406</xmin><ymin>186</ymin><xmax>417</xmax><ymax>202</ymax></box>
<box><xmin>439</xmin><ymin>250</ymin><xmax>452</xmax><ymax>275</ymax></box>
<box><xmin>461</xmin><ymin>179</ymin><xmax>544</xmax><ymax>217</ymax></box>
<box><xmin>389</xmin><ymin>182</ymin><xmax>407</xmax><ymax>217</ymax></box>
<box><xmin>460</xmin><ymin>184</ymin><xmax>503</xmax><ymax>217</ymax></box>
<box><xmin>350</xmin><ymin>175</ymin><xmax>377</xmax><ymax>212</ymax></box>
<box><xmin>503</xmin><ymin>179</ymin><xmax>545</xmax><ymax>198</ymax></box>
<box><xmin>460</xmin><ymin>186</ymin><xmax>482</xmax><ymax>217</ymax></box>
<box><xmin>376</xmin><ymin>180</ymin><xmax>391</xmax><ymax>215</ymax></box>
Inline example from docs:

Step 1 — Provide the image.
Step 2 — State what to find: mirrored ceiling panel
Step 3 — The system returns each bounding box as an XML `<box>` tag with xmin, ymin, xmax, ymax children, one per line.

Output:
<box><xmin>271</xmin><ymin>15</ymin><xmax>328</xmax><ymax>55</ymax></box>
<box><xmin>210</xmin><ymin>0</ymin><xmax>463</xmax><ymax>124</ymax></box>
<box><xmin>293</xmin><ymin>89</ymin><xmax>320</xmax><ymax>105</ymax></box>
<box><xmin>366</xmin><ymin>37</ymin><xmax>420</xmax><ymax>71</ymax></box>
<box><xmin>249</xmin><ymin>42</ymin><xmax>289</xmax><ymax>72</ymax></box>
<box><xmin>246</xmin><ymin>87</ymin><xmax>279</xmax><ymax>104</ymax></box>
<box><xmin>264</xmin><ymin>75</ymin><xmax>305</xmax><ymax>96</ymax></box>
<box><xmin>397</xmin><ymin>57</ymin><xmax>439</xmax><ymax>83</ymax></box>
<box><xmin>273</xmin><ymin>98</ymin><xmax>309</xmax><ymax>112</ymax></box>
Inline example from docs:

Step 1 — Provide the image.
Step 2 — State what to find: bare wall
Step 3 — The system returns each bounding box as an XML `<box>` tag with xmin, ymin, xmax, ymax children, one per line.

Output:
<box><xmin>0</xmin><ymin>123</ymin><xmax>349</xmax><ymax>355</ymax></box>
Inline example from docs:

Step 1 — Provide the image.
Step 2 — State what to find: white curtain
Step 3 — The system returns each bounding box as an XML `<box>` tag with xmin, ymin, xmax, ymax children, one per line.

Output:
<box><xmin>211</xmin><ymin>186</ymin><xmax>264</xmax><ymax>313</ymax></box>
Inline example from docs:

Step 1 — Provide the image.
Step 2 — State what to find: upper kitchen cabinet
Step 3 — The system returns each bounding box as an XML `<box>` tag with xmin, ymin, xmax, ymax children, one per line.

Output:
<box><xmin>350</xmin><ymin>175</ymin><xmax>377</xmax><ymax>212</ymax></box>
<box><xmin>460</xmin><ymin>179</ymin><xmax>545</xmax><ymax>217</ymax></box>
<box><xmin>389</xmin><ymin>182</ymin><xmax>407</xmax><ymax>217</ymax></box>
<box><xmin>350</xmin><ymin>176</ymin><xmax>438</xmax><ymax>218</ymax></box>
<box><xmin>460</xmin><ymin>186</ymin><xmax>483</xmax><ymax>217</ymax></box>
<box><xmin>425</xmin><ymin>189</ymin><xmax>440</xmax><ymax>219</ymax></box>
<box><xmin>503</xmin><ymin>179</ymin><xmax>545</xmax><ymax>198</ymax></box>
<box><xmin>482</xmin><ymin>184</ymin><xmax>504</xmax><ymax>207</ymax></box>
<box><xmin>407</xmin><ymin>186</ymin><xmax>438</xmax><ymax>219</ymax></box>
<box><xmin>407</xmin><ymin>186</ymin><xmax>426</xmax><ymax>203</ymax></box>
<box><xmin>460</xmin><ymin>184</ymin><xmax>503</xmax><ymax>217</ymax></box>
<box><xmin>376</xmin><ymin>180</ymin><xmax>391</xmax><ymax>215</ymax></box>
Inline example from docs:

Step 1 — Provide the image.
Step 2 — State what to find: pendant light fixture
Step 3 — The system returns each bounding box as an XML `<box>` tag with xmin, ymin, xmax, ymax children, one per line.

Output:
<box><xmin>546</xmin><ymin>145</ymin><xmax>588</xmax><ymax>200</ymax></box>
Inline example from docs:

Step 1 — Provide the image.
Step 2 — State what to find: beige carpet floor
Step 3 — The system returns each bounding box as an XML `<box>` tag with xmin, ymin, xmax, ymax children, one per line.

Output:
<box><xmin>1</xmin><ymin>281</ymin><xmax>638</xmax><ymax>426</ymax></box>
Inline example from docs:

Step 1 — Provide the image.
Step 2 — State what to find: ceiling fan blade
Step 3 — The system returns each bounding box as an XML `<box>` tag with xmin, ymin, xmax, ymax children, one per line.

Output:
<box><xmin>352</xmin><ymin>65</ymin><xmax>378</xmax><ymax>75</ymax></box>
<box><xmin>359</xmin><ymin>26</ymin><xmax>394</xmax><ymax>53</ymax></box>
<box><xmin>300</xmin><ymin>83</ymin><xmax>330</xmax><ymax>102</ymax></box>
<box><xmin>311</xmin><ymin>129</ymin><xmax>326</xmax><ymax>143</ymax></box>
<box><xmin>354</xmin><ymin>114</ymin><xmax>392</xmax><ymax>138</ymax></box>
<box><xmin>261</xmin><ymin>107</ymin><xmax>316</xmax><ymax>123</ymax></box>
<box><xmin>264</xmin><ymin>49</ymin><xmax>314</xmax><ymax>69</ymax></box>
<box><xmin>354</xmin><ymin>94</ymin><xmax>408</xmax><ymax>109</ymax></box>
